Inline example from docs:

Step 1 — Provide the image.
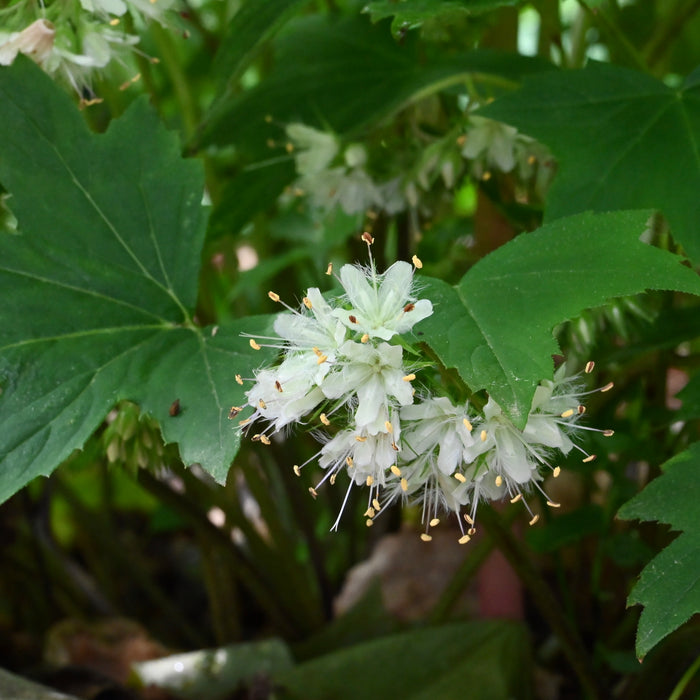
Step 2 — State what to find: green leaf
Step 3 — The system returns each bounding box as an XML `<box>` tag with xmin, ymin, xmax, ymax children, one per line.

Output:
<box><xmin>197</xmin><ymin>14</ymin><xmax>553</xmax><ymax>157</ymax></box>
<box><xmin>677</xmin><ymin>370</ymin><xmax>700</xmax><ymax>420</ymax></box>
<box><xmin>275</xmin><ymin>621</ymin><xmax>531</xmax><ymax>700</ymax></box>
<box><xmin>478</xmin><ymin>61</ymin><xmax>700</xmax><ymax>263</ymax></box>
<box><xmin>417</xmin><ymin>210</ymin><xmax>700</xmax><ymax>427</ymax></box>
<box><xmin>0</xmin><ymin>667</ymin><xmax>81</xmax><ymax>700</ymax></box>
<box><xmin>365</xmin><ymin>0</ymin><xmax>520</xmax><ymax>38</ymax></box>
<box><xmin>0</xmin><ymin>57</ymin><xmax>275</xmax><ymax>504</ymax></box>
<box><xmin>208</xmin><ymin>159</ymin><xmax>296</xmax><ymax>239</ymax></box>
<box><xmin>617</xmin><ymin>442</ymin><xmax>700</xmax><ymax>658</ymax></box>
<box><xmin>213</xmin><ymin>0</ymin><xmax>309</xmax><ymax>86</ymax></box>
<box><xmin>133</xmin><ymin>638</ymin><xmax>294</xmax><ymax>699</ymax></box>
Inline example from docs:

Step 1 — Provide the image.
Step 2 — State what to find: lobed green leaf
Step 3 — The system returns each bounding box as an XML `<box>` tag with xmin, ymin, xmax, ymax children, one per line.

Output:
<box><xmin>0</xmin><ymin>58</ymin><xmax>274</xmax><ymax>504</ymax></box>
<box><xmin>417</xmin><ymin>210</ymin><xmax>700</xmax><ymax>426</ymax></box>
<box><xmin>479</xmin><ymin>61</ymin><xmax>700</xmax><ymax>264</ymax></box>
<box><xmin>618</xmin><ymin>442</ymin><xmax>700</xmax><ymax>658</ymax></box>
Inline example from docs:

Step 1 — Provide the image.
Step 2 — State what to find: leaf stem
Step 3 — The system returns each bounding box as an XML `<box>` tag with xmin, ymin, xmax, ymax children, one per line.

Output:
<box><xmin>478</xmin><ymin>504</ymin><xmax>604</xmax><ymax>699</ymax></box>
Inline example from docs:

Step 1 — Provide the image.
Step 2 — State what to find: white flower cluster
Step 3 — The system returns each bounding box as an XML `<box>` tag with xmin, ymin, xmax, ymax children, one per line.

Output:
<box><xmin>282</xmin><ymin>117</ymin><xmax>555</xmax><ymax>220</ymax></box>
<box><xmin>0</xmin><ymin>0</ymin><xmax>174</xmax><ymax>100</ymax></box>
<box><xmin>238</xmin><ymin>239</ymin><xmax>612</xmax><ymax>542</ymax></box>
<box><xmin>285</xmin><ymin>124</ymin><xmax>405</xmax><ymax>217</ymax></box>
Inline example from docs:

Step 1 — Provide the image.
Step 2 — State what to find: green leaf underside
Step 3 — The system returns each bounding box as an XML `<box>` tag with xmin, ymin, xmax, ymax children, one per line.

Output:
<box><xmin>417</xmin><ymin>210</ymin><xmax>700</xmax><ymax>427</ymax></box>
<box><xmin>275</xmin><ymin>620</ymin><xmax>530</xmax><ymax>700</ymax></box>
<box><xmin>198</xmin><ymin>14</ymin><xmax>554</xmax><ymax>157</ymax></box>
<box><xmin>0</xmin><ymin>58</ymin><xmax>274</xmax><ymax>504</ymax></box>
<box><xmin>618</xmin><ymin>442</ymin><xmax>700</xmax><ymax>658</ymax></box>
<box><xmin>479</xmin><ymin>61</ymin><xmax>700</xmax><ymax>263</ymax></box>
<box><xmin>365</xmin><ymin>0</ymin><xmax>520</xmax><ymax>35</ymax></box>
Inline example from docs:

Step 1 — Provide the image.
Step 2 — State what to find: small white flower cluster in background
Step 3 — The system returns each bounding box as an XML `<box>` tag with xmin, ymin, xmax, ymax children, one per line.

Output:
<box><xmin>237</xmin><ymin>236</ymin><xmax>613</xmax><ymax>542</ymax></box>
<box><xmin>281</xmin><ymin>116</ymin><xmax>555</xmax><ymax>222</ymax></box>
<box><xmin>0</xmin><ymin>0</ymin><xmax>174</xmax><ymax>101</ymax></box>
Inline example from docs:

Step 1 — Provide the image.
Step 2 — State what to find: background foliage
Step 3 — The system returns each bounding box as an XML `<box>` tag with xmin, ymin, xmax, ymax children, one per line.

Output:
<box><xmin>1</xmin><ymin>1</ymin><xmax>700</xmax><ymax>699</ymax></box>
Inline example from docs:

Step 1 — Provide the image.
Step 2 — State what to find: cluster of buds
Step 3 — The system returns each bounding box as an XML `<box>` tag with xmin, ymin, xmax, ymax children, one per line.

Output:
<box><xmin>0</xmin><ymin>0</ymin><xmax>174</xmax><ymax>101</ymax></box>
<box><xmin>237</xmin><ymin>235</ymin><xmax>613</xmax><ymax>542</ymax></box>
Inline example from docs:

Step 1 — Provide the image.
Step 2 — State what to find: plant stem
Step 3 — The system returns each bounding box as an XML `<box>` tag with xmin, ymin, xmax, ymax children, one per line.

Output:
<box><xmin>478</xmin><ymin>505</ymin><xmax>604</xmax><ymax>699</ymax></box>
<box><xmin>578</xmin><ymin>0</ymin><xmax>647</xmax><ymax>72</ymax></box>
<box><xmin>644</xmin><ymin>0</ymin><xmax>700</xmax><ymax>72</ymax></box>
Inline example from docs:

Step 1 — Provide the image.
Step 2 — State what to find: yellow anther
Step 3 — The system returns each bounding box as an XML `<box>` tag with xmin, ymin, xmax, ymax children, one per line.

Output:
<box><xmin>585</xmin><ymin>360</ymin><xmax>595</xmax><ymax>374</ymax></box>
<box><xmin>601</xmin><ymin>381</ymin><xmax>614</xmax><ymax>392</ymax></box>
<box><xmin>303</xmin><ymin>297</ymin><xmax>313</xmax><ymax>309</ymax></box>
<box><xmin>235</xmin><ymin>374</ymin><xmax>243</xmax><ymax>385</ymax></box>
<box><xmin>546</xmin><ymin>501</ymin><xmax>561</xmax><ymax>508</ymax></box>
<box><xmin>458</xmin><ymin>534</ymin><xmax>471</xmax><ymax>545</ymax></box>
<box><xmin>468</xmin><ymin>527</ymin><xmax>476</xmax><ymax>536</ymax></box>
<box><xmin>238</xmin><ymin>418</ymin><xmax>252</xmax><ymax>426</ymax></box>
<box><xmin>326</xmin><ymin>262</ymin><xmax>333</xmax><ymax>275</ymax></box>
<box><xmin>510</xmin><ymin>493</ymin><xmax>522</xmax><ymax>503</ymax></box>
<box><xmin>320</xmin><ymin>413</ymin><xmax>330</xmax><ymax>426</ymax></box>
<box><xmin>317</xmin><ymin>354</ymin><xmax>328</xmax><ymax>364</ymax></box>
<box><xmin>268</xmin><ymin>291</ymin><xmax>280</xmax><ymax>302</ymax></box>
<box><xmin>583</xmin><ymin>454</ymin><xmax>597</xmax><ymax>463</ymax></box>
<box><xmin>308</xmin><ymin>487</ymin><xmax>318</xmax><ymax>498</ymax></box>
<box><xmin>527</xmin><ymin>154</ymin><xmax>536</xmax><ymax>165</ymax></box>
<box><xmin>346</xmin><ymin>457</ymin><xmax>354</xmax><ymax>467</ymax></box>
<box><xmin>454</xmin><ymin>473</ymin><xmax>466</xmax><ymax>483</ymax></box>
<box><xmin>249</xmin><ymin>338</ymin><xmax>261</xmax><ymax>350</ymax></box>
<box><xmin>391</xmin><ymin>465</ymin><xmax>402</xmax><ymax>477</ymax></box>
<box><xmin>372</xmin><ymin>498</ymin><xmax>381</xmax><ymax>511</ymax></box>
<box><xmin>275</xmin><ymin>380</ymin><xmax>283</xmax><ymax>392</ymax></box>
<box><xmin>293</xmin><ymin>465</ymin><xmax>301</xmax><ymax>476</ymax></box>
<box><xmin>385</xmin><ymin>421</ymin><xmax>393</xmax><ymax>433</ymax></box>
<box><xmin>366</xmin><ymin>518</ymin><xmax>374</xmax><ymax>527</ymax></box>
<box><xmin>529</xmin><ymin>514</ymin><xmax>540</xmax><ymax>526</ymax></box>
<box><xmin>258</xmin><ymin>399</ymin><xmax>266</xmax><ymax>409</ymax></box>
<box><xmin>361</xmin><ymin>334</ymin><xmax>369</xmax><ymax>343</ymax></box>
<box><xmin>482</xmin><ymin>171</ymin><xmax>492</xmax><ymax>181</ymax></box>
<box><xmin>355</xmin><ymin>435</ymin><xmax>367</xmax><ymax>442</ymax></box>
<box><xmin>463</xmin><ymin>418</ymin><xmax>473</xmax><ymax>432</ymax></box>
<box><xmin>429</xmin><ymin>518</ymin><xmax>440</xmax><ymax>527</ymax></box>
<box><xmin>420</xmin><ymin>533</ymin><xmax>432</xmax><ymax>542</ymax></box>
<box><xmin>260</xmin><ymin>435</ymin><xmax>271</xmax><ymax>445</ymax></box>
<box><xmin>464</xmin><ymin>513</ymin><xmax>474</xmax><ymax>525</ymax></box>
<box><xmin>553</xmin><ymin>466</ymin><xmax>561</xmax><ymax>478</ymax></box>
<box><xmin>495</xmin><ymin>475</ymin><xmax>502</xmax><ymax>487</ymax></box>
<box><xmin>400</xmin><ymin>478</ymin><xmax>408</xmax><ymax>492</ymax></box>
<box><xmin>366</xmin><ymin>475</ymin><xmax>374</xmax><ymax>486</ymax></box>
<box><xmin>561</xmin><ymin>408</ymin><xmax>575</xmax><ymax>418</ymax></box>
<box><xmin>403</xmin><ymin>374</ymin><xmax>416</xmax><ymax>382</ymax></box>
<box><xmin>412</xmin><ymin>254</ymin><xmax>423</xmax><ymax>269</ymax></box>
<box><xmin>361</xmin><ymin>232</ymin><xmax>374</xmax><ymax>245</ymax></box>
<box><xmin>312</xmin><ymin>346</ymin><xmax>322</xmax><ymax>356</ymax></box>
<box><xmin>330</xmin><ymin>473</ymin><xmax>337</xmax><ymax>485</ymax></box>
<box><xmin>109</xmin><ymin>17</ymin><xmax>120</xmax><ymax>25</ymax></box>
<box><xmin>285</xmin><ymin>142</ymin><xmax>294</xmax><ymax>153</ymax></box>
<box><xmin>578</xmin><ymin>405</ymin><xmax>586</xmax><ymax>415</ymax></box>
<box><xmin>228</xmin><ymin>406</ymin><xmax>242</xmax><ymax>419</ymax></box>
<box><xmin>603</xmin><ymin>429</ymin><xmax>615</xmax><ymax>437</ymax></box>
<box><xmin>364</xmin><ymin>507</ymin><xmax>375</xmax><ymax>518</ymax></box>
<box><xmin>480</xmin><ymin>429</ymin><xmax>487</xmax><ymax>442</ymax></box>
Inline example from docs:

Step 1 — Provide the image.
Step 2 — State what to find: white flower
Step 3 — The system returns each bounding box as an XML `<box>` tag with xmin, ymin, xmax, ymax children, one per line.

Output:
<box><xmin>461</xmin><ymin>116</ymin><xmax>522</xmax><ymax>173</ymax></box>
<box><xmin>322</xmin><ymin>340</ymin><xmax>413</xmax><ymax>434</ymax></box>
<box><xmin>286</xmin><ymin>123</ymin><xmax>339</xmax><ymax>177</ymax></box>
<box><xmin>0</xmin><ymin>19</ymin><xmax>55</xmax><ymax>67</ymax></box>
<box><xmin>333</xmin><ymin>260</ymin><xmax>433</xmax><ymax>340</ymax></box>
<box><xmin>245</xmin><ymin>356</ymin><xmax>326</xmax><ymax>433</ymax></box>
<box><xmin>273</xmin><ymin>288</ymin><xmax>347</xmax><ymax>373</ymax></box>
<box><xmin>319</xmin><ymin>427</ymin><xmax>398</xmax><ymax>488</ymax></box>
<box><xmin>401</xmin><ymin>396</ymin><xmax>482</xmax><ymax>475</ymax></box>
